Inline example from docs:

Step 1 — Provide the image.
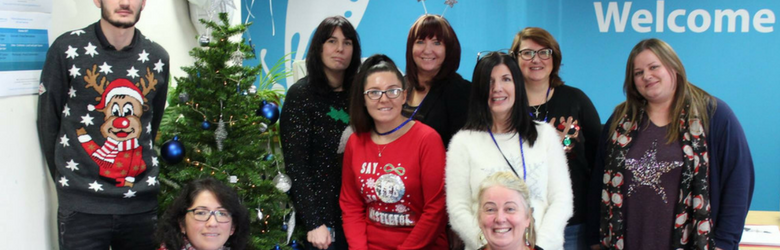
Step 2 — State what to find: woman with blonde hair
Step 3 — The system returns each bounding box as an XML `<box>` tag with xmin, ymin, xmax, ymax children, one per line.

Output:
<box><xmin>587</xmin><ymin>38</ymin><xmax>754</xmax><ymax>250</ymax></box>
<box><xmin>476</xmin><ymin>171</ymin><xmax>543</xmax><ymax>250</ymax></box>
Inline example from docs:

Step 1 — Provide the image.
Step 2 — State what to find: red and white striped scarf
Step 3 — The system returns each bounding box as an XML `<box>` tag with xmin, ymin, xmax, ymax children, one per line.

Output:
<box><xmin>92</xmin><ymin>137</ymin><xmax>140</xmax><ymax>163</ymax></box>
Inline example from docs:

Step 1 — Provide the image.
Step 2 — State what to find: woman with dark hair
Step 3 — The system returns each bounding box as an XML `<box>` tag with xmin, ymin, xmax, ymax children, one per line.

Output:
<box><xmin>586</xmin><ymin>38</ymin><xmax>753</xmax><ymax>250</ymax></box>
<box><xmin>403</xmin><ymin>14</ymin><xmax>470</xmax><ymax>148</ymax></box>
<box><xmin>280</xmin><ymin>15</ymin><xmax>361</xmax><ymax>250</ymax></box>
<box><xmin>446</xmin><ymin>52</ymin><xmax>572</xmax><ymax>250</ymax></box>
<box><xmin>157</xmin><ymin>178</ymin><xmax>250</xmax><ymax>250</ymax></box>
<box><xmin>509</xmin><ymin>27</ymin><xmax>601</xmax><ymax>250</ymax></box>
<box><xmin>340</xmin><ymin>54</ymin><xmax>449</xmax><ymax>249</ymax></box>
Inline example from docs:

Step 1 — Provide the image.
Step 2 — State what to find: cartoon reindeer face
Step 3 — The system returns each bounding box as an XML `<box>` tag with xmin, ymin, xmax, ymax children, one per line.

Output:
<box><xmin>100</xmin><ymin>95</ymin><xmax>144</xmax><ymax>141</ymax></box>
<box><xmin>84</xmin><ymin>65</ymin><xmax>158</xmax><ymax>142</ymax></box>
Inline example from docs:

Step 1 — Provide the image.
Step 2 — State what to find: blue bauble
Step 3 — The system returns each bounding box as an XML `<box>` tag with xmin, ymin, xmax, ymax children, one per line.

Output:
<box><xmin>290</xmin><ymin>240</ymin><xmax>303</xmax><ymax>250</ymax></box>
<box><xmin>201</xmin><ymin>121</ymin><xmax>211</xmax><ymax>130</ymax></box>
<box><xmin>256</xmin><ymin>101</ymin><xmax>280</xmax><ymax>125</ymax></box>
<box><xmin>161</xmin><ymin>136</ymin><xmax>185</xmax><ymax>164</ymax></box>
<box><xmin>281</xmin><ymin>223</ymin><xmax>288</xmax><ymax>231</ymax></box>
<box><xmin>272</xmin><ymin>245</ymin><xmax>281</xmax><ymax>250</ymax></box>
<box><xmin>263</xmin><ymin>154</ymin><xmax>275</xmax><ymax>161</ymax></box>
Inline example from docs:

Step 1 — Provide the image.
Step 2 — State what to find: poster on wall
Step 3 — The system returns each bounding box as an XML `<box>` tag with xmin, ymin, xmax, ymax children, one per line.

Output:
<box><xmin>0</xmin><ymin>0</ymin><xmax>51</xmax><ymax>97</ymax></box>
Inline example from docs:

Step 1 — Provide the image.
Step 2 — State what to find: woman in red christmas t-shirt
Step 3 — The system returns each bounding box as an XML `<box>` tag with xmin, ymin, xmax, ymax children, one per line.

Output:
<box><xmin>340</xmin><ymin>54</ymin><xmax>449</xmax><ymax>250</ymax></box>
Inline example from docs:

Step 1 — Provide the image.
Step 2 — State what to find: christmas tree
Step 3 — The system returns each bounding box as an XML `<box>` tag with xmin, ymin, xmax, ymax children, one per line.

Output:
<box><xmin>156</xmin><ymin>13</ymin><xmax>302</xmax><ymax>249</ymax></box>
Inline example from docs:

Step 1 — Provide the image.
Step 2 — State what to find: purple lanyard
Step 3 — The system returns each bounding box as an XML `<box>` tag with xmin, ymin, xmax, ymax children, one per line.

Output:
<box><xmin>487</xmin><ymin>128</ymin><xmax>526</xmax><ymax>181</ymax></box>
<box><xmin>375</xmin><ymin>95</ymin><xmax>426</xmax><ymax>136</ymax></box>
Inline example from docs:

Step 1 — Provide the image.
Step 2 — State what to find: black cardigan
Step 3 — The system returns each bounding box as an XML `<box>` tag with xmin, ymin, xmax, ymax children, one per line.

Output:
<box><xmin>403</xmin><ymin>73</ymin><xmax>471</xmax><ymax>148</ymax></box>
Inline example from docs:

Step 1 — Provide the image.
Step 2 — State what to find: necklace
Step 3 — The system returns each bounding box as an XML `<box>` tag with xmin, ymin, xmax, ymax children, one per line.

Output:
<box><xmin>376</xmin><ymin>95</ymin><xmax>426</xmax><ymax>136</ymax></box>
<box><xmin>528</xmin><ymin>86</ymin><xmax>551</xmax><ymax>122</ymax></box>
<box><xmin>487</xmin><ymin>128</ymin><xmax>527</xmax><ymax>180</ymax></box>
<box><xmin>377</xmin><ymin>144</ymin><xmax>388</xmax><ymax>158</ymax></box>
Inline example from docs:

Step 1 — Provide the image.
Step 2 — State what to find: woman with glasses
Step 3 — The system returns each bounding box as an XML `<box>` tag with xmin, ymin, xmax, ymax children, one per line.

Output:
<box><xmin>586</xmin><ymin>38</ymin><xmax>753</xmax><ymax>250</ymax></box>
<box><xmin>340</xmin><ymin>54</ymin><xmax>449</xmax><ymax>249</ymax></box>
<box><xmin>157</xmin><ymin>178</ymin><xmax>250</xmax><ymax>250</ymax></box>
<box><xmin>509</xmin><ymin>27</ymin><xmax>601</xmax><ymax>250</ymax></box>
<box><xmin>446</xmin><ymin>52</ymin><xmax>572</xmax><ymax>250</ymax></box>
<box><xmin>404</xmin><ymin>14</ymin><xmax>470</xmax><ymax>149</ymax></box>
<box><xmin>280</xmin><ymin>16</ymin><xmax>361</xmax><ymax>250</ymax></box>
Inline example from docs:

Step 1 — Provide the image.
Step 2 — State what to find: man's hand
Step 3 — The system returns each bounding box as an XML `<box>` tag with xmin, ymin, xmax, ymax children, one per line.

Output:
<box><xmin>307</xmin><ymin>225</ymin><xmax>332</xmax><ymax>249</ymax></box>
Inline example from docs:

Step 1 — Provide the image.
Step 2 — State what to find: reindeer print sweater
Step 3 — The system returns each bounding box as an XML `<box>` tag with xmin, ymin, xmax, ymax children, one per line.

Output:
<box><xmin>37</xmin><ymin>22</ymin><xmax>169</xmax><ymax>214</ymax></box>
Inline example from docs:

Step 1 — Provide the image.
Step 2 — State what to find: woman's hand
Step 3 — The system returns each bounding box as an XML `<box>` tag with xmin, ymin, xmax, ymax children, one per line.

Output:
<box><xmin>307</xmin><ymin>225</ymin><xmax>332</xmax><ymax>249</ymax></box>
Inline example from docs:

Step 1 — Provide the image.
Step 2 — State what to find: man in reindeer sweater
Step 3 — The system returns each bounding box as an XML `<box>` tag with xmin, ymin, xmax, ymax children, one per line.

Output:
<box><xmin>36</xmin><ymin>1</ymin><xmax>168</xmax><ymax>249</ymax></box>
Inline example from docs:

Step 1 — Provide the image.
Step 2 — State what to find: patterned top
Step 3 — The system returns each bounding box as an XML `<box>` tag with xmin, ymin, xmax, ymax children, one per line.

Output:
<box><xmin>37</xmin><ymin>21</ymin><xmax>169</xmax><ymax>214</ymax></box>
<box><xmin>340</xmin><ymin>122</ymin><xmax>448</xmax><ymax>250</ymax></box>
<box><xmin>280</xmin><ymin>76</ymin><xmax>350</xmax><ymax>231</ymax></box>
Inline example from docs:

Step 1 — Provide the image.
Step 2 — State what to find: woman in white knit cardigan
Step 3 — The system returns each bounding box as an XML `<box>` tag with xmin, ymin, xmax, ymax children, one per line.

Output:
<box><xmin>446</xmin><ymin>52</ymin><xmax>573</xmax><ymax>250</ymax></box>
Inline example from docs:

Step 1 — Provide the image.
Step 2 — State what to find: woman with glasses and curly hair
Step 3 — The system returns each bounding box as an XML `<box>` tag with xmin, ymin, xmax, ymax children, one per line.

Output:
<box><xmin>157</xmin><ymin>178</ymin><xmax>250</xmax><ymax>250</ymax></box>
<box><xmin>509</xmin><ymin>27</ymin><xmax>601</xmax><ymax>250</ymax></box>
<box><xmin>446</xmin><ymin>52</ymin><xmax>572</xmax><ymax>250</ymax></box>
<box><xmin>340</xmin><ymin>54</ymin><xmax>449</xmax><ymax>250</ymax></box>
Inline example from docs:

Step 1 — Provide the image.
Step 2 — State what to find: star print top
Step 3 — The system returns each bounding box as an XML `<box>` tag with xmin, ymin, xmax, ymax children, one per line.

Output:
<box><xmin>620</xmin><ymin>117</ymin><xmax>683</xmax><ymax>250</ymax></box>
<box><xmin>340</xmin><ymin>122</ymin><xmax>448</xmax><ymax>250</ymax></box>
<box><xmin>280</xmin><ymin>76</ymin><xmax>350</xmax><ymax>231</ymax></box>
<box><xmin>37</xmin><ymin>21</ymin><xmax>169</xmax><ymax>215</ymax></box>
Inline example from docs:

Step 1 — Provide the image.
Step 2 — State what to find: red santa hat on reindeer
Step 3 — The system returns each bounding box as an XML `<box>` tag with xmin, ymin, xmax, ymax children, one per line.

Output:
<box><xmin>88</xmin><ymin>79</ymin><xmax>145</xmax><ymax>111</ymax></box>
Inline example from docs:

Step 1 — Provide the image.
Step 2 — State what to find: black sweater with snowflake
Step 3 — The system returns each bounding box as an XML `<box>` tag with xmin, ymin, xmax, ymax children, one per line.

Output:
<box><xmin>37</xmin><ymin>21</ymin><xmax>169</xmax><ymax>214</ymax></box>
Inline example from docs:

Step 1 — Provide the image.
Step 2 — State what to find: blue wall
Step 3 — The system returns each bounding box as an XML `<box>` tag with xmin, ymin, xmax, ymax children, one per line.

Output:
<box><xmin>245</xmin><ymin>0</ymin><xmax>779</xmax><ymax>211</ymax></box>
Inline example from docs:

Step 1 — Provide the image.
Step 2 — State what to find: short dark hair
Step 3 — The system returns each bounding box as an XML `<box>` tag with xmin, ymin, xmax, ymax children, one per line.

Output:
<box><xmin>306</xmin><ymin>16</ymin><xmax>362</xmax><ymax>95</ymax></box>
<box><xmin>349</xmin><ymin>54</ymin><xmax>407</xmax><ymax>134</ymax></box>
<box><xmin>510</xmin><ymin>27</ymin><xmax>564</xmax><ymax>88</ymax></box>
<box><xmin>405</xmin><ymin>14</ymin><xmax>461</xmax><ymax>91</ymax></box>
<box><xmin>463</xmin><ymin>52</ymin><xmax>538</xmax><ymax>146</ymax></box>
<box><xmin>157</xmin><ymin>178</ymin><xmax>250</xmax><ymax>250</ymax></box>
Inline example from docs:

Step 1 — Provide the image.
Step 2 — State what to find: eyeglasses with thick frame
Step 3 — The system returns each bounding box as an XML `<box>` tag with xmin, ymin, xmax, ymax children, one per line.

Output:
<box><xmin>476</xmin><ymin>49</ymin><xmax>511</xmax><ymax>63</ymax></box>
<box><xmin>364</xmin><ymin>88</ymin><xmax>404</xmax><ymax>100</ymax></box>
<box><xmin>514</xmin><ymin>48</ymin><xmax>554</xmax><ymax>61</ymax></box>
<box><xmin>186</xmin><ymin>208</ymin><xmax>232</xmax><ymax>223</ymax></box>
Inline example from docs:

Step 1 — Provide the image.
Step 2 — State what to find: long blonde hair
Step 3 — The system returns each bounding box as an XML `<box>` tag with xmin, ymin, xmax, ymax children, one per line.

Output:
<box><xmin>609</xmin><ymin>38</ymin><xmax>715</xmax><ymax>143</ymax></box>
<box><xmin>477</xmin><ymin>172</ymin><xmax>536</xmax><ymax>248</ymax></box>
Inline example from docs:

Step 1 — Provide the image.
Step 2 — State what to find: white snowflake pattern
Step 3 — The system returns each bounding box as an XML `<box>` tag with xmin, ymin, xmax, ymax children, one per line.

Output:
<box><xmin>59</xmin><ymin>134</ymin><xmax>70</xmax><ymax>147</ymax></box>
<box><xmin>395</xmin><ymin>204</ymin><xmax>409</xmax><ymax>213</ymax></box>
<box><xmin>148</xmin><ymin>140</ymin><xmax>154</xmax><ymax>150</ymax></box>
<box><xmin>70</xmin><ymin>30</ymin><xmax>85</xmax><ymax>36</ymax></box>
<box><xmin>146</xmin><ymin>176</ymin><xmax>157</xmax><ymax>186</ymax></box>
<box><xmin>146</xmin><ymin>123</ymin><xmax>151</xmax><ymax>134</ymax></box>
<box><xmin>80</xmin><ymin>114</ymin><xmax>94</xmax><ymax>127</ymax></box>
<box><xmin>138</xmin><ymin>50</ymin><xmax>150</xmax><ymax>63</ymax></box>
<box><xmin>68</xmin><ymin>64</ymin><xmax>81</xmax><ymax>78</ymax></box>
<box><xmin>65</xmin><ymin>159</ymin><xmax>80</xmax><ymax>171</ymax></box>
<box><xmin>88</xmin><ymin>181</ymin><xmax>104</xmax><ymax>192</ymax></box>
<box><xmin>84</xmin><ymin>42</ymin><xmax>99</xmax><ymax>57</ymax></box>
<box><xmin>67</xmin><ymin>86</ymin><xmax>77</xmax><ymax>98</ymax></box>
<box><xmin>65</xmin><ymin>46</ymin><xmax>79</xmax><ymax>59</ymax></box>
<box><xmin>123</xmin><ymin>189</ymin><xmax>137</xmax><ymax>198</ymax></box>
<box><xmin>62</xmin><ymin>104</ymin><xmax>71</xmax><ymax>117</ymax></box>
<box><xmin>365</xmin><ymin>178</ymin><xmax>376</xmax><ymax>189</ymax></box>
<box><xmin>153</xmin><ymin>59</ymin><xmax>165</xmax><ymax>73</ymax></box>
<box><xmin>59</xmin><ymin>176</ymin><xmax>69</xmax><ymax>187</ymax></box>
<box><xmin>126</xmin><ymin>66</ymin><xmax>139</xmax><ymax>79</ymax></box>
<box><xmin>152</xmin><ymin>156</ymin><xmax>159</xmax><ymax>167</ymax></box>
<box><xmin>99</xmin><ymin>62</ymin><xmax>113</xmax><ymax>74</ymax></box>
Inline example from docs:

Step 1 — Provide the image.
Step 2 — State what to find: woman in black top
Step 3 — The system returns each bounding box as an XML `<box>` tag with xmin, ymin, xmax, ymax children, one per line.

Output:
<box><xmin>280</xmin><ymin>16</ymin><xmax>361</xmax><ymax>250</ymax></box>
<box><xmin>403</xmin><ymin>14</ymin><xmax>470</xmax><ymax>148</ymax></box>
<box><xmin>509</xmin><ymin>27</ymin><xmax>601</xmax><ymax>250</ymax></box>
